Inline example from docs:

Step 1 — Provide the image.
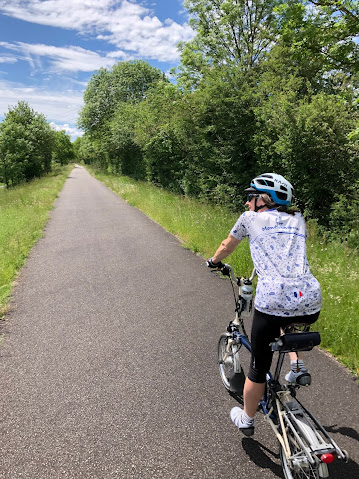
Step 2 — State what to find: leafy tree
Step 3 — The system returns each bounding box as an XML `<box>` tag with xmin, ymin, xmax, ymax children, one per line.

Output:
<box><xmin>0</xmin><ymin>121</ymin><xmax>28</xmax><ymax>187</ymax></box>
<box><xmin>78</xmin><ymin>60</ymin><xmax>166</xmax><ymax>177</ymax></box>
<box><xmin>0</xmin><ymin>101</ymin><xmax>54</xmax><ymax>187</ymax></box>
<box><xmin>176</xmin><ymin>0</ymin><xmax>280</xmax><ymax>88</ymax></box>
<box><xmin>78</xmin><ymin>61</ymin><xmax>164</xmax><ymax>135</ymax></box>
<box><xmin>52</xmin><ymin>130</ymin><xmax>74</xmax><ymax>165</ymax></box>
<box><xmin>133</xmin><ymin>69</ymin><xmax>258</xmax><ymax>206</ymax></box>
<box><xmin>308</xmin><ymin>0</ymin><xmax>359</xmax><ymax>25</ymax></box>
<box><xmin>272</xmin><ymin>0</ymin><xmax>359</xmax><ymax>91</ymax></box>
<box><xmin>133</xmin><ymin>82</ymin><xmax>189</xmax><ymax>190</ymax></box>
<box><xmin>108</xmin><ymin>102</ymin><xmax>144</xmax><ymax>178</ymax></box>
<box><xmin>329</xmin><ymin>181</ymin><xmax>359</xmax><ymax>248</ymax></box>
<box><xmin>254</xmin><ymin>90</ymin><xmax>358</xmax><ymax>224</ymax></box>
<box><xmin>73</xmin><ymin>136</ymin><xmax>96</xmax><ymax>165</ymax></box>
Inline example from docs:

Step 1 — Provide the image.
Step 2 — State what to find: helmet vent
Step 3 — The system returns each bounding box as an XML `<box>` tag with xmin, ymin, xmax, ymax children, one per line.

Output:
<box><xmin>257</xmin><ymin>179</ymin><xmax>274</xmax><ymax>187</ymax></box>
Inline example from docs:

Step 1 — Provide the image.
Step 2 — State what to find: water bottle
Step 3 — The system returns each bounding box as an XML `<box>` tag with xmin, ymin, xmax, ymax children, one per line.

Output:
<box><xmin>240</xmin><ymin>280</ymin><xmax>253</xmax><ymax>318</ymax></box>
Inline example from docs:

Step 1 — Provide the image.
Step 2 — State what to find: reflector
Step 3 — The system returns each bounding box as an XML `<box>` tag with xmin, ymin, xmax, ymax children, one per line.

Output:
<box><xmin>321</xmin><ymin>454</ymin><xmax>334</xmax><ymax>464</ymax></box>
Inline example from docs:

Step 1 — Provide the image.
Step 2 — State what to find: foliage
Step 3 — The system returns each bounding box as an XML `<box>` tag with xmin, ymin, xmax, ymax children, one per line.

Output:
<box><xmin>73</xmin><ymin>135</ymin><xmax>99</xmax><ymax>165</ymax></box>
<box><xmin>76</xmin><ymin>60</ymin><xmax>167</xmax><ymax>178</ymax></box>
<box><xmin>328</xmin><ymin>181</ymin><xmax>359</xmax><ymax>248</ymax></box>
<box><xmin>254</xmin><ymin>88</ymin><xmax>358</xmax><ymax>225</ymax></box>
<box><xmin>52</xmin><ymin>130</ymin><xmax>74</xmax><ymax>166</ymax></box>
<box><xmin>0</xmin><ymin>101</ymin><xmax>54</xmax><ymax>187</ymax></box>
<box><xmin>176</xmin><ymin>0</ymin><xmax>279</xmax><ymax>88</ymax></box>
<box><xmin>274</xmin><ymin>0</ymin><xmax>359</xmax><ymax>87</ymax></box>
<box><xmin>77</xmin><ymin>60</ymin><xmax>164</xmax><ymax>135</ymax></box>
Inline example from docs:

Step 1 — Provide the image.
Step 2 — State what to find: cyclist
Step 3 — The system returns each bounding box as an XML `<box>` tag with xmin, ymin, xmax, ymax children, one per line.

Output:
<box><xmin>207</xmin><ymin>173</ymin><xmax>321</xmax><ymax>436</ymax></box>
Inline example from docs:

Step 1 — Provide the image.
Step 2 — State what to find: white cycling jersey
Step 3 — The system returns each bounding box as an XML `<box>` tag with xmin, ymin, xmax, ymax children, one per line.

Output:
<box><xmin>230</xmin><ymin>210</ymin><xmax>322</xmax><ymax>317</ymax></box>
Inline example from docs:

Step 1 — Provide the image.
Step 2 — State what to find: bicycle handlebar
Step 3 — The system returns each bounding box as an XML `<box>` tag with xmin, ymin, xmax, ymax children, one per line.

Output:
<box><xmin>209</xmin><ymin>262</ymin><xmax>256</xmax><ymax>284</ymax></box>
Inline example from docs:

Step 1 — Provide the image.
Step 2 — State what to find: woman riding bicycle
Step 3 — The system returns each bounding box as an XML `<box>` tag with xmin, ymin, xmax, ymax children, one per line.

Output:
<box><xmin>207</xmin><ymin>173</ymin><xmax>322</xmax><ymax>436</ymax></box>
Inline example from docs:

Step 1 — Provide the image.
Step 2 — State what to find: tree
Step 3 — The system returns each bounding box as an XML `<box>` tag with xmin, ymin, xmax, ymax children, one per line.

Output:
<box><xmin>73</xmin><ymin>136</ymin><xmax>99</xmax><ymax>165</ymax></box>
<box><xmin>74</xmin><ymin>2</ymin><xmax>359</xmax><ymax>235</ymax></box>
<box><xmin>272</xmin><ymin>0</ymin><xmax>359</xmax><ymax>90</ymax></box>
<box><xmin>254</xmin><ymin>90</ymin><xmax>358</xmax><ymax>224</ymax></box>
<box><xmin>308</xmin><ymin>0</ymin><xmax>359</xmax><ymax>25</ymax></box>
<box><xmin>0</xmin><ymin>101</ymin><xmax>54</xmax><ymax>187</ymax></box>
<box><xmin>52</xmin><ymin>130</ymin><xmax>74</xmax><ymax>165</ymax></box>
<box><xmin>0</xmin><ymin>121</ymin><xmax>29</xmax><ymax>187</ymax></box>
<box><xmin>176</xmin><ymin>0</ymin><xmax>279</xmax><ymax>88</ymax></box>
<box><xmin>133</xmin><ymin>69</ymin><xmax>258</xmax><ymax>205</ymax></box>
<box><xmin>78</xmin><ymin>61</ymin><xmax>164</xmax><ymax>135</ymax></box>
<box><xmin>77</xmin><ymin>60</ymin><xmax>165</xmax><ymax>176</ymax></box>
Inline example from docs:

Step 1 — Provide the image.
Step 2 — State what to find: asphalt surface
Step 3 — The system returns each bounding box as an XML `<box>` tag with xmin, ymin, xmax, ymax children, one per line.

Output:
<box><xmin>1</xmin><ymin>166</ymin><xmax>358</xmax><ymax>479</ymax></box>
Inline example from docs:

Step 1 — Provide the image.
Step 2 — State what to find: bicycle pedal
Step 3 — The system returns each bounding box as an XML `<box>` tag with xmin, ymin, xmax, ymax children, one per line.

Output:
<box><xmin>297</xmin><ymin>373</ymin><xmax>311</xmax><ymax>386</ymax></box>
<box><xmin>240</xmin><ymin>426</ymin><xmax>254</xmax><ymax>437</ymax></box>
<box><xmin>286</xmin><ymin>371</ymin><xmax>312</xmax><ymax>386</ymax></box>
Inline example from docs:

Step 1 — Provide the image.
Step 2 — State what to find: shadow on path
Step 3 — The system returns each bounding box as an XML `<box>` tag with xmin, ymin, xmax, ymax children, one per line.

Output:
<box><xmin>324</xmin><ymin>424</ymin><xmax>359</xmax><ymax>443</ymax></box>
<box><xmin>242</xmin><ymin>438</ymin><xmax>283</xmax><ymax>478</ymax></box>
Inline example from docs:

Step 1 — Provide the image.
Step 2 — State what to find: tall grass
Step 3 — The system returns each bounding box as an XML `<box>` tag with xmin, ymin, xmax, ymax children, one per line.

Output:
<box><xmin>306</xmin><ymin>227</ymin><xmax>359</xmax><ymax>374</ymax></box>
<box><xmin>0</xmin><ymin>164</ymin><xmax>73</xmax><ymax>315</ymax></box>
<box><xmin>87</xmin><ymin>166</ymin><xmax>359</xmax><ymax>376</ymax></box>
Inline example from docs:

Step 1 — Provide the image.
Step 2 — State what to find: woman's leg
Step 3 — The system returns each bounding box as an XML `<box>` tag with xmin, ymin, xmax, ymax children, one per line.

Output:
<box><xmin>243</xmin><ymin>378</ymin><xmax>265</xmax><ymax>418</ymax></box>
<box><xmin>289</xmin><ymin>351</ymin><xmax>303</xmax><ymax>362</ymax></box>
<box><xmin>230</xmin><ymin>310</ymin><xmax>280</xmax><ymax>433</ymax></box>
<box><xmin>245</xmin><ymin>310</ymin><xmax>281</xmax><ymax>415</ymax></box>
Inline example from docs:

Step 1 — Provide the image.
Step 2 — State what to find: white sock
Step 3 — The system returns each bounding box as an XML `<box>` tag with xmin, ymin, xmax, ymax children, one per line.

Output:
<box><xmin>243</xmin><ymin>411</ymin><xmax>254</xmax><ymax>424</ymax></box>
<box><xmin>291</xmin><ymin>359</ymin><xmax>305</xmax><ymax>372</ymax></box>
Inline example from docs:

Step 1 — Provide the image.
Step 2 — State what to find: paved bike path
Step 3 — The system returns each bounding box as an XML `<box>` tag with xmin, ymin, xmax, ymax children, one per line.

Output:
<box><xmin>1</xmin><ymin>166</ymin><xmax>358</xmax><ymax>478</ymax></box>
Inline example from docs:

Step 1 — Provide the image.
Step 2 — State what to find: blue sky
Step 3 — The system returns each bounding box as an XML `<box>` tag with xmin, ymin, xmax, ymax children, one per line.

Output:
<box><xmin>0</xmin><ymin>0</ymin><xmax>194</xmax><ymax>139</ymax></box>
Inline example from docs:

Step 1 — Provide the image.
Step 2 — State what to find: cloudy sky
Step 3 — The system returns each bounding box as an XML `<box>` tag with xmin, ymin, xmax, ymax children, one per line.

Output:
<box><xmin>0</xmin><ymin>0</ymin><xmax>194</xmax><ymax>139</ymax></box>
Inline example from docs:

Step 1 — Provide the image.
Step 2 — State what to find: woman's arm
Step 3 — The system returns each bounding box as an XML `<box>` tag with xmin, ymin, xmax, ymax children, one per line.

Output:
<box><xmin>212</xmin><ymin>234</ymin><xmax>241</xmax><ymax>263</ymax></box>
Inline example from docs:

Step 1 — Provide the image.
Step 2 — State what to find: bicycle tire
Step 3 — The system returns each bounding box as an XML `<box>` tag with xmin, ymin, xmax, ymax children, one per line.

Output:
<box><xmin>279</xmin><ymin>417</ymin><xmax>327</xmax><ymax>479</ymax></box>
<box><xmin>218</xmin><ymin>333</ymin><xmax>245</xmax><ymax>395</ymax></box>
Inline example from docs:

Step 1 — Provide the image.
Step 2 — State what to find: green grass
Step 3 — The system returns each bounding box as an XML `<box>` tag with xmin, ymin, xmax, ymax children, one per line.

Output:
<box><xmin>306</xmin><ymin>230</ymin><xmax>359</xmax><ymax>375</ymax></box>
<box><xmin>0</xmin><ymin>164</ymin><xmax>74</xmax><ymax>315</ymax></box>
<box><xmin>86</xmin><ymin>166</ymin><xmax>359</xmax><ymax>377</ymax></box>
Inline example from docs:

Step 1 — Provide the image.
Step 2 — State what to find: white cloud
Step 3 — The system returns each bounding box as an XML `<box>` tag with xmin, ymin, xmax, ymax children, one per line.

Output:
<box><xmin>0</xmin><ymin>0</ymin><xmax>194</xmax><ymax>63</ymax></box>
<box><xmin>50</xmin><ymin>121</ymin><xmax>84</xmax><ymax>140</ymax></box>
<box><xmin>0</xmin><ymin>42</ymin><xmax>117</xmax><ymax>72</ymax></box>
<box><xmin>0</xmin><ymin>79</ymin><xmax>84</xmax><ymax>126</ymax></box>
<box><xmin>0</xmin><ymin>55</ymin><xmax>17</xmax><ymax>64</ymax></box>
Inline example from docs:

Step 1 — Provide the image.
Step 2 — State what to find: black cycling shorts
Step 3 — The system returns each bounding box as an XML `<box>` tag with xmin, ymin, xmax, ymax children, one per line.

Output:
<box><xmin>248</xmin><ymin>309</ymin><xmax>320</xmax><ymax>383</ymax></box>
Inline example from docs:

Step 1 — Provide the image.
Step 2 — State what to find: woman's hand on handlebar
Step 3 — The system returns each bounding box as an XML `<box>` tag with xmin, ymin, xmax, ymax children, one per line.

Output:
<box><xmin>206</xmin><ymin>258</ymin><xmax>224</xmax><ymax>269</ymax></box>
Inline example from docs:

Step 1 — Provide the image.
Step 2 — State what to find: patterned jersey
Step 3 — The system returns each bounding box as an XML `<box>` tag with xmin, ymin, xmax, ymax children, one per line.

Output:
<box><xmin>230</xmin><ymin>210</ymin><xmax>321</xmax><ymax>317</ymax></box>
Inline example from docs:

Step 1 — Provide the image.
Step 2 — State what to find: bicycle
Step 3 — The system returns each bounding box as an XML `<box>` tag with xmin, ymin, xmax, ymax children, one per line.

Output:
<box><xmin>214</xmin><ymin>262</ymin><xmax>348</xmax><ymax>479</ymax></box>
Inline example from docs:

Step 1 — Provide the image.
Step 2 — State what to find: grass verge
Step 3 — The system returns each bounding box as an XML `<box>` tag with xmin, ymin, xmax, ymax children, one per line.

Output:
<box><xmin>86</xmin><ymin>166</ymin><xmax>359</xmax><ymax>377</ymax></box>
<box><xmin>0</xmin><ymin>164</ymin><xmax>74</xmax><ymax>316</ymax></box>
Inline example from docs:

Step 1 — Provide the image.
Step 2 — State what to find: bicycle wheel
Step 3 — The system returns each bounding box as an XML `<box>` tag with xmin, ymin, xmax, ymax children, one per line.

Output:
<box><xmin>279</xmin><ymin>426</ymin><xmax>323</xmax><ymax>479</ymax></box>
<box><xmin>218</xmin><ymin>333</ymin><xmax>245</xmax><ymax>394</ymax></box>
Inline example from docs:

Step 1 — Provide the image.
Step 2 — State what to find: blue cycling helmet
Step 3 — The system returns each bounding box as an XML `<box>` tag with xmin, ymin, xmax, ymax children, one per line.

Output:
<box><xmin>247</xmin><ymin>173</ymin><xmax>293</xmax><ymax>205</ymax></box>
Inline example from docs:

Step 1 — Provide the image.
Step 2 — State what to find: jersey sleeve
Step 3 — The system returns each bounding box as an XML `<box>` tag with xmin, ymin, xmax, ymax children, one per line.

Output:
<box><xmin>295</xmin><ymin>212</ymin><xmax>308</xmax><ymax>239</ymax></box>
<box><xmin>230</xmin><ymin>211</ymin><xmax>255</xmax><ymax>241</ymax></box>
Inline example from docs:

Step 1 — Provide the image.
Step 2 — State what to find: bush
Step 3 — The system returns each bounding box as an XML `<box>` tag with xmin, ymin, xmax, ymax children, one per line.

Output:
<box><xmin>328</xmin><ymin>182</ymin><xmax>359</xmax><ymax>249</ymax></box>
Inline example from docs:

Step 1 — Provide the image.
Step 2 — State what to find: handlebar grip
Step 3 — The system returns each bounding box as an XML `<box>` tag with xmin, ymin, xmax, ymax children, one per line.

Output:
<box><xmin>206</xmin><ymin>258</ymin><xmax>224</xmax><ymax>269</ymax></box>
<box><xmin>221</xmin><ymin>265</ymin><xmax>231</xmax><ymax>276</ymax></box>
